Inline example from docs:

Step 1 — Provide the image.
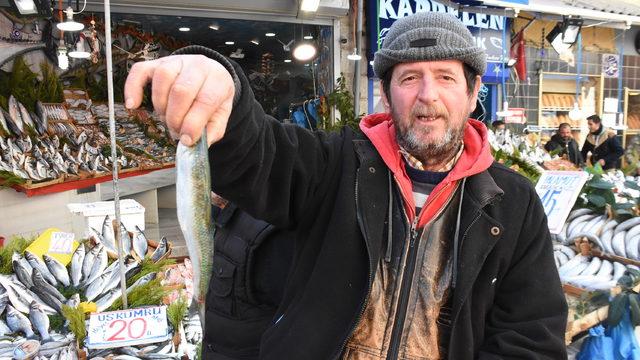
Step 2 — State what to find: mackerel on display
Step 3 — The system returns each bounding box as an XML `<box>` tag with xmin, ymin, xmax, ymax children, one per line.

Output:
<box><xmin>176</xmin><ymin>131</ymin><xmax>214</xmax><ymax>330</ymax></box>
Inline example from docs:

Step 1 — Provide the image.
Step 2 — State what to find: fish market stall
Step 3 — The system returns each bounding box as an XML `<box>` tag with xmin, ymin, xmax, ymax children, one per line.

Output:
<box><xmin>0</xmin><ymin>222</ymin><xmax>203</xmax><ymax>359</ymax></box>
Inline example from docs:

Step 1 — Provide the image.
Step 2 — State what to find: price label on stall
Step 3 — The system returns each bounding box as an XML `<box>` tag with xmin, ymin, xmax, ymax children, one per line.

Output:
<box><xmin>86</xmin><ymin>306</ymin><xmax>170</xmax><ymax>349</ymax></box>
<box><xmin>535</xmin><ymin>171</ymin><xmax>589</xmax><ymax>234</ymax></box>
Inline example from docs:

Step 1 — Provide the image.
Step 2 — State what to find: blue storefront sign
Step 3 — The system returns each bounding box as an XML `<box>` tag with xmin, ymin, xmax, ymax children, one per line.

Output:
<box><xmin>367</xmin><ymin>0</ymin><xmax>511</xmax><ymax>83</ymax></box>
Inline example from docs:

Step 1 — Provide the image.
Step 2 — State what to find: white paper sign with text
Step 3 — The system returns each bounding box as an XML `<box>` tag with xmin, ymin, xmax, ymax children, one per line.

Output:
<box><xmin>86</xmin><ymin>306</ymin><xmax>170</xmax><ymax>349</ymax></box>
<box><xmin>535</xmin><ymin>171</ymin><xmax>589</xmax><ymax>234</ymax></box>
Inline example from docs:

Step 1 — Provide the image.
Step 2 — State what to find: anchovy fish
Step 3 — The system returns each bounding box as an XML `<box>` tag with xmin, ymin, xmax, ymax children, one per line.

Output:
<box><xmin>6</xmin><ymin>305</ymin><xmax>35</xmax><ymax>339</ymax></box>
<box><xmin>70</xmin><ymin>244</ymin><xmax>85</xmax><ymax>288</ymax></box>
<box><xmin>176</xmin><ymin>132</ymin><xmax>214</xmax><ymax>329</ymax></box>
<box><xmin>29</xmin><ymin>301</ymin><xmax>52</xmax><ymax>343</ymax></box>
<box><xmin>43</xmin><ymin>255</ymin><xmax>70</xmax><ymax>287</ymax></box>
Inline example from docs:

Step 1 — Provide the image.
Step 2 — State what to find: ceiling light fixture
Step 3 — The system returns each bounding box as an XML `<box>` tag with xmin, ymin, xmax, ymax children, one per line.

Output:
<box><xmin>284</xmin><ymin>59</ymin><xmax>292</xmax><ymax>63</ymax></box>
<box><xmin>303</xmin><ymin>34</ymin><xmax>313</xmax><ymax>40</ymax></box>
<box><xmin>179</xmin><ymin>27</ymin><xmax>190</xmax><ymax>32</ymax></box>
<box><xmin>10</xmin><ymin>0</ymin><xmax>36</xmax><ymax>15</ymax></box>
<box><xmin>57</xmin><ymin>41</ymin><xmax>69</xmax><ymax>70</ymax></box>
<box><xmin>293</xmin><ymin>42</ymin><xmax>316</xmax><ymax>61</ymax></box>
<box><xmin>546</xmin><ymin>16</ymin><xmax>583</xmax><ymax>54</ymax></box>
<box><xmin>250</xmin><ymin>38</ymin><xmax>260</xmax><ymax>45</ymax></box>
<box><xmin>57</xmin><ymin>7</ymin><xmax>84</xmax><ymax>32</ymax></box>
<box><xmin>265</xmin><ymin>32</ymin><xmax>276</xmax><ymax>37</ymax></box>
<box><xmin>300</xmin><ymin>0</ymin><xmax>320</xmax><ymax>12</ymax></box>
<box><xmin>347</xmin><ymin>48</ymin><xmax>361</xmax><ymax>61</ymax></box>
<box><xmin>68</xmin><ymin>36</ymin><xmax>90</xmax><ymax>59</ymax></box>
<box><xmin>225</xmin><ymin>41</ymin><xmax>235</xmax><ymax>45</ymax></box>
<box><xmin>209</xmin><ymin>24</ymin><xmax>219</xmax><ymax>30</ymax></box>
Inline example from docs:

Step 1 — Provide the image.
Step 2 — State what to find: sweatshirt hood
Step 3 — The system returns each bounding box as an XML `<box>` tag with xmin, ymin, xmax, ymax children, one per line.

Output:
<box><xmin>359</xmin><ymin>112</ymin><xmax>493</xmax><ymax>224</ymax></box>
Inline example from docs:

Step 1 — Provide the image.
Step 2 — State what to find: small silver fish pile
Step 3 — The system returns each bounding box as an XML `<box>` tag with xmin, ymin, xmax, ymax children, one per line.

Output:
<box><xmin>176</xmin><ymin>132</ymin><xmax>214</xmax><ymax>332</ymax></box>
<box><xmin>0</xmin><ymin>97</ymin><xmax>138</xmax><ymax>183</ymax></box>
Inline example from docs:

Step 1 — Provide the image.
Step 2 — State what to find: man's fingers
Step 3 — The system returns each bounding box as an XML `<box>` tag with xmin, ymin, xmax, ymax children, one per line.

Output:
<box><xmin>124</xmin><ymin>61</ymin><xmax>156</xmax><ymax>109</ymax></box>
<box><xmin>164</xmin><ymin>61</ymin><xmax>209</xmax><ymax>140</ymax></box>
<box><xmin>151</xmin><ymin>58</ymin><xmax>183</xmax><ymax>116</ymax></box>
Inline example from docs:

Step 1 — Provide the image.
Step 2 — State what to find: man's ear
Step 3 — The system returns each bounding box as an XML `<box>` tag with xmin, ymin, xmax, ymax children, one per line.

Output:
<box><xmin>380</xmin><ymin>80</ymin><xmax>391</xmax><ymax>113</ymax></box>
<box><xmin>468</xmin><ymin>75</ymin><xmax>482</xmax><ymax>112</ymax></box>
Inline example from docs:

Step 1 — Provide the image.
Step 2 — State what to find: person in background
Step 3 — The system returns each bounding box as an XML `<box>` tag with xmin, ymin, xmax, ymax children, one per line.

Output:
<box><xmin>491</xmin><ymin>120</ymin><xmax>505</xmax><ymax>131</ymax></box>
<box><xmin>581</xmin><ymin>114</ymin><xmax>623</xmax><ymax>170</ymax></box>
<box><xmin>544</xmin><ymin>122</ymin><xmax>584</xmax><ymax>167</ymax></box>
<box><xmin>125</xmin><ymin>11</ymin><xmax>567</xmax><ymax>359</ymax></box>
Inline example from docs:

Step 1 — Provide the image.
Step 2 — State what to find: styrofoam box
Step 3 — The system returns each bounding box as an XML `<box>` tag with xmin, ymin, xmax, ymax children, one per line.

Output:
<box><xmin>67</xmin><ymin>199</ymin><xmax>145</xmax><ymax>239</ymax></box>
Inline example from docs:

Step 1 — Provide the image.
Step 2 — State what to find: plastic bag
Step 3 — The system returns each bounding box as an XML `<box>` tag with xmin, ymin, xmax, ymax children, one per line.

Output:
<box><xmin>608</xmin><ymin>310</ymin><xmax>640</xmax><ymax>360</ymax></box>
<box><xmin>577</xmin><ymin>325</ymin><xmax>614</xmax><ymax>360</ymax></box>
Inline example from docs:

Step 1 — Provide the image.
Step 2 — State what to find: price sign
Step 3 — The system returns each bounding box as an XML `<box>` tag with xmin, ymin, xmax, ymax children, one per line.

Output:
<box><xmin>86</xmin><ymin>306</ymin><xmax>170</xmax><ymax>349</ymax></box>
<box><xmin>49</xmin><ymin>232</ymin><xmax>75</xmax><ymax>254</ymax></box>
<box><xmin>535</xmin><ymin>171</ymin><xmax>589</xmax><ymax>234</ymax></box>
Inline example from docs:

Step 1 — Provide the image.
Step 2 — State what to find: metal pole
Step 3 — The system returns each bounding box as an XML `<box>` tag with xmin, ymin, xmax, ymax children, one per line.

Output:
<box><xmin>353</xmin><ymin>0</ymin><xmax>363</xmax><ymax>117</ymax></box>
<box><xmin>104</xmin><ymin>0</ymin><xmax>128</xmax><ymax>309</ymax></box>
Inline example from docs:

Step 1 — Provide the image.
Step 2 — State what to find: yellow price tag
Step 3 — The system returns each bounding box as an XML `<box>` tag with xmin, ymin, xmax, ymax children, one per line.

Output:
<box><xmin>24</xmin><ymin>228</ymin><xmax>80</xmax><ymax>266</ymax></box>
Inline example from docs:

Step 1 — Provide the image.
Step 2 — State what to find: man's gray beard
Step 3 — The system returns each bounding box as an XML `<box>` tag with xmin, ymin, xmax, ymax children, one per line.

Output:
<box><xmin>396</xmin><ymin>122</ymin><xmax>465</xmax><ymax>166</ymax></box>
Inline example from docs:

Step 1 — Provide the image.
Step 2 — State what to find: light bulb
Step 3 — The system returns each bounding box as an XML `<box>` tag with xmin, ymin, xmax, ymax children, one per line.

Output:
<box><xmin>57</xmin><ymin>48</ymin><xmax>69</xmax><ymax>70</ymax></box>
<box><xmin>56</xmin><ymin>7</ymin><xmax>84</xmax><ymax>32</ymax></box>
<box><xmin>293</xmin><ymin>43</ymin><xmax>316</xmax><ymax>61</ymax></box>
<box><xmin>568</xmin><ymin>102</ymin><xmax>582</xmax><ymax>121</ymax></box>
<box><xmin>347</xmin><ymin>49</ymin><xmax>361</xmax><ymax>61</ymax></box>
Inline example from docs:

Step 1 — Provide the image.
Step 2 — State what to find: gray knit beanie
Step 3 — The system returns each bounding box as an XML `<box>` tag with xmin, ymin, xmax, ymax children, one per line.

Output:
<box><xmin>373</xmin><ymin>12</ymin><xmax>487</xmax><ymax>79</ymax></box>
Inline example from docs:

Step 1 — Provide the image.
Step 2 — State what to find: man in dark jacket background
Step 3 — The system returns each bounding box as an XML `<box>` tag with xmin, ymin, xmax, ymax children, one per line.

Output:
<box><xmin>581</xmin><ymin>114</ymin><xmax>623</xmax><ymax>169</ymax></box>
<box><xmin>544</xmin><ymin>122</ymin><xmax>583</xmax><ymax>166</ymax></box>
<box><xmin>125</xmin><ymin>11</ymin><xmax>567</xmax><ymax>360</ymax></box>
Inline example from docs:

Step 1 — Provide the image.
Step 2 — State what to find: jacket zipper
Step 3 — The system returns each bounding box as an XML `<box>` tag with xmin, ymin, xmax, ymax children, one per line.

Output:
<box><xmin>333</xmin><ymin>168</ymin><xmax>375</xmax><ymax>359</ymax></box>
<box><xmin>386</xmin><ymin>182</ymin><xmax>455</xmax><ymax>360</ymax></box>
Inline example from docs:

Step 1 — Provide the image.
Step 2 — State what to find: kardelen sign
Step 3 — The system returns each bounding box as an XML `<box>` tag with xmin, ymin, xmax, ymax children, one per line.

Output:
<box><xmin>367</xmin><ymin>0</ymin><xmax>511</xmax><ymax>82</ymax></box>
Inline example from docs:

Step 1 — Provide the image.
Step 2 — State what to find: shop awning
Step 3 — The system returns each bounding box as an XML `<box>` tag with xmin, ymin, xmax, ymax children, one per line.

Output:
<box><xmin>481</xmin><ymin>0</ymin><xmax>640</xmax><ymax>25</ymax></box>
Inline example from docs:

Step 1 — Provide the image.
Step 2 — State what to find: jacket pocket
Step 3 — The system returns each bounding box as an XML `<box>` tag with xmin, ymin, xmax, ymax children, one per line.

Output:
<box><xmin>210</xmin><ymin>254</ymin><xmax>237</xmax><ymax>314</ymax></box>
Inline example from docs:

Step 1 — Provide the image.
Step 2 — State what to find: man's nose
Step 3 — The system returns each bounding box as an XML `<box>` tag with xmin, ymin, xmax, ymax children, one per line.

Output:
<box><xmin>417</xmin><ymin>78</ymin><xmax>439</xmax><ymax>103</ymax></box>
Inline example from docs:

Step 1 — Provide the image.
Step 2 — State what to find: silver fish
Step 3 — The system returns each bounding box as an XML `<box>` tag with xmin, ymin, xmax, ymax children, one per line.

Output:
<box><xmin>29</xmin><ymin>111</ymin><xmax>45</xmax><ymax>136</ymax></box>
<box><xmin>1</xmin><ymin>108</ymin><xmax>19</xmax><ymax>136</ymax></box>
<box><xmin>0</xmin><ymin>291</ymin><xmax>7</xmax><ymax>316</ymax></box>
<box><xmin>70</xmin><ymin>244</ymin><xmax>85</xmax><ymax>288</ymax></box>
<box><xmin>176</xmin><ymin>132</ymin><xmax>214</xmax><ymax>329</ymax></box>
<box><xmin>0</xmin><ymin>107</ymin><xmax>8</xmax><ymax>135</ymax></box>
<box><xmin>119</xmin><ymin>222</ymin><xmax>132</xmax><ymax>256</ymax></box>
<box><xmin>95</xmin><ymin>288</ymin><xmax>123</xmax><ymax>312</ymax></box>
<box><xmin>24</xmin><ymin>251</ymin><xmax>57</xmax><ymax>287</ymax></box>
<box><xmin>81</xmin><ymin>244</ymin><xmax>100</xmax><ymax>283</ymax></box>
<box><xmin>31</xmin><ymin>268</ymin><xmax>66</xmax><ymax>303</ymax></box>
<box><xmin>0</xmin><ymin>275</ymin><xmax>56</xmax><ymax>315</ymax></box>
<box><xmin>12</xmin><ymin>252</ymin><xmax>32</xmax><ymax>277</ymax></box>
<box><xmin>6</xmin><ymin>304</ymin><xmax>35</xmax><ymax>339</ymax></box>
<box><xmin>84</xmin><ymin>272</ymin><xmax>110</xmax><ymax>302</ymax></box>
<box><xmin>0</xmin><ymin>319</ymin><xmax>9</xmax><ymax>336</ymax></box>
<box><xmin>101</xmin><ymin>258</ymin><xmax>140</xmax><ymax>296</ymax></box>
<box><xmin>28</xmin><ymin>301</ymin><xmax>52</xmax><ymax>343</ymax></box>
<box><xmin>132</xmin><ymin>226</ymin><xmax>148</xmax><ymax>260</ymax></box>
<box><xmin>84</xmin><ymin>245</ymin><xmax>107</xmax><ymax>286</ymax></box>
<box><xmin>125</xmin><ymin>272</ymin><xmax>156</xmax><ymax>294</ymax></box>
<box><xmin>101</xmin><ymin>216</ymin><xmax>118</xmax><ymax>255</ymax></box>
<box><xmin>8</xmin><ymin>96</ymin><xmax>24</xmax><ymax>136</ymax></box>
<box><xmin>150</xmin><ymin>237</ymin><xmax>168</xmax><ymax>263</ymax></box>
<box><xmin>17</xmin><ymin>102</ymin><xmax>34</xmax><ymax>130</ymax></box>
<box><xmin>12</xmin><ymin>260</ymin><xmax>34</xmax><ymax>288</ymax></box>
<box><xmin>35</xmin><ymin>101</ymin><xmax>48</xmax><ymax>133</ymax></box>
<box><xmin>43</xmin><ymin>255</ymin><xmax>70</xmax><ymax>287</ymax></box>
<box><xmin>65</xmin><ymin>293</ymin><xmax>80</xmax><ymax>309</ymax></box>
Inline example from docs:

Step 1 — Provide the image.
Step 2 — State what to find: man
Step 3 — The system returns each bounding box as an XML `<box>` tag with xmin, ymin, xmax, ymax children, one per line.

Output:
<box><xmin>491</xmin><ymin>120</ymin><xmax>505</xmax><ymax>131</ymax></box>
<box><xmin>125</xmin><ymin>12</ymin><xmax>567</xmax><ymax>359</ymax></box>
<box><xmin>544</xmin><ymin>122</ymin><xmax>583</xmax><ymax>166</ymax></box>
<box><xmin>581</xmin><ymin>114</ymin><xmax>623</xmax><ymax>170</ymax></box>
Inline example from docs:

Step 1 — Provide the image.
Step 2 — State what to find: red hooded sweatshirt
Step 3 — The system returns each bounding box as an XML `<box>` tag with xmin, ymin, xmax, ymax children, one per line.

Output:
<box><xmin>360</xmin><ymin>113</ymin><xmax>494</xmax><ymax>229</ymax></box>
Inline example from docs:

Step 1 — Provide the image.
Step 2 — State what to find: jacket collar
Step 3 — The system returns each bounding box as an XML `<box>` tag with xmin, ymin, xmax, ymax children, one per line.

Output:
<box><xmin>359</xmin><ymin>112</ymin><xmax>494</xmax><ymax>225</ymax></box>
